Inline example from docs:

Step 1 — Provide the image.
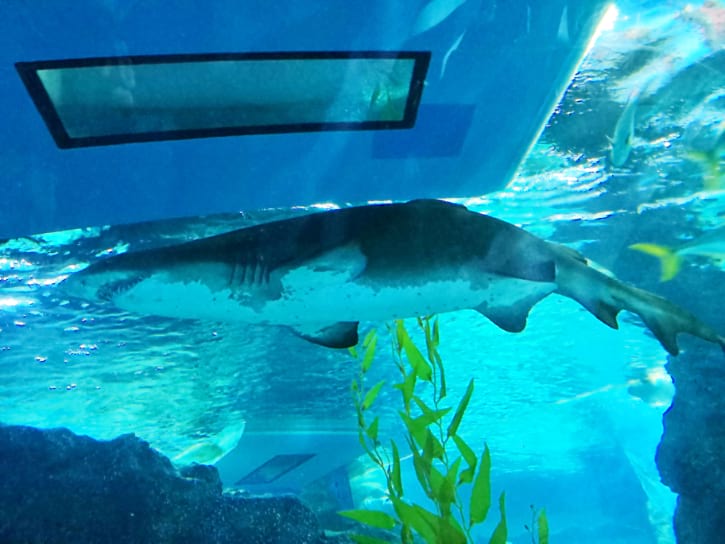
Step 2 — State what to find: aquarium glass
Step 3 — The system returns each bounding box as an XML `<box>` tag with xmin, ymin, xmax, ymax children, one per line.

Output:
<box><xmin>1</xmin><ymin>1</ymin><xmax>724</xmax><ymax>544</ymax></box>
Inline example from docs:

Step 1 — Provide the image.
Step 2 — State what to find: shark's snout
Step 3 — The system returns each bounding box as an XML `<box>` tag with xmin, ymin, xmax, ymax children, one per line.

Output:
<box><xmin>62</xmin><ymin>265</ymin><xmax>144</xmax><ymax>303</ymax></box>
<box><xmin>61</xmin><ymin>270</ymin><xmax>95</xmax><ymax>300</ymax></box>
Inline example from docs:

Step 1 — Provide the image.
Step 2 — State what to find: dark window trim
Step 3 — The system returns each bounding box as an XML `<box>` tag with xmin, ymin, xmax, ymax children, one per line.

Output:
<box><xmin>15</xmin><ymin>51</ymin><xmax>431</xmax><ymax>149</ymax></box>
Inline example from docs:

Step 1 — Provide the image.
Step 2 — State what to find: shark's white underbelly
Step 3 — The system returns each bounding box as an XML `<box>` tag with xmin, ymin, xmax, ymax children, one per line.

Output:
<box><xmin>110</xmin><ymin>264</ymin><xmax>551</xmax><ymax>326</ymax></box>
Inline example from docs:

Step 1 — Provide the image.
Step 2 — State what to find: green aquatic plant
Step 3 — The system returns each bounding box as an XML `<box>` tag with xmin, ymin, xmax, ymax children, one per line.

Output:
<box><xmin>525</xmin><ymin>505</ymin><xmax>549</xmax><ymax>544</ymax></box>
<box><xmin>340</xmin><ymin>317</ymin><xmax>549</xmax><ymax>544</ymax></box>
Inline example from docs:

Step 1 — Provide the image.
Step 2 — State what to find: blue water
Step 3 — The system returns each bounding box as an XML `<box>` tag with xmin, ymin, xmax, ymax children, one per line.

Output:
<box><xmin>2</xmin><ymin>1</ymin><xmax>725</xmax><ymax>543</ymax></box>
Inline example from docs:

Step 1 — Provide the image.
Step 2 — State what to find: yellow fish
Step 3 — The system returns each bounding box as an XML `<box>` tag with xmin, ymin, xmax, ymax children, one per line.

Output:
<box><xmin>630</xmin><ymin>226</ymin><xmax>725</xmax><ymax>281</ymax></box>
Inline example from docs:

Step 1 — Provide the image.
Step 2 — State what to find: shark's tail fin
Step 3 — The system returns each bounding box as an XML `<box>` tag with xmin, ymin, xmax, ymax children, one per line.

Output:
<box><xmin>629</xmin><ymin>243</ymin><xmax>682</xmax><ymax>282</ymax></box>
<box><xmin>553</xmin><ymin>247</ymin><xmax>724</xmax><ymax>356</ymax></box>
<box><xmin>611</xmin><ymin>281</ymin><xmax>725</xmax><ymax>356</ymax></box>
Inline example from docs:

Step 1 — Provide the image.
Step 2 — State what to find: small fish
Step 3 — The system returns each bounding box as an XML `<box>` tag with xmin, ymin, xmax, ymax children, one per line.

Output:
<box><xmin>630</xmin><ymin>226</ymin><xmax>725</xmax><ymax>281</ymax></box>
<box><xmin>686</xmin><ymin>121</ymin><xmax>725</xmax><ymax>191</ymax></box>
<box><xmin>687</xmin><ymin>148</ymin><xmax>723</xmax><ymax>191</ymax></box>
<box><xmin>609</xmin><ymin>89</ymin><xmax>639</xmax><ymax>167</ymax></box>
<box><xmin>557</xmin><ymin>5</ymin><xmax>569</xmax><ymax>43</ymax></box>
<box><xmin>440</xmin><ymin>31</ymin><xmax>466</xmax><ymax>79</ymax></box>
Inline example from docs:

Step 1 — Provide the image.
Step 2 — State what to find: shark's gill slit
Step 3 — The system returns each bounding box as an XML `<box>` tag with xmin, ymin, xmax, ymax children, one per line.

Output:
<box><xmin>229</xmin><ymin>256</ymin><xmax>241</xmax><ymax>288</ymax></box>
<box><xmin>97</xmin><ymin>275</ymin><xmax>144</xmax><ymax>301</ymax></box>
<box><xmin>248</xmin><ymin>260</ymin><xmax>257</xmax><ymax>285</ymax></box>
<box><xmin>240</xmin><ymin>256</ymin><xmax>248</xmax><ymax>285</ymax></box>
<box><xmin>230</xmin><ymin>254</ymin><xmax>268</xmax><ymax>288</ymax></box>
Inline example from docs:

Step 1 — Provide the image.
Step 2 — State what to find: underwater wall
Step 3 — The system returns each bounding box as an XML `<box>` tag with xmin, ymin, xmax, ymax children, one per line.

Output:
<box><xmin>657</xmin><ymin>341</ymin><xmax>725</xmax><ymax>542</ymax></box>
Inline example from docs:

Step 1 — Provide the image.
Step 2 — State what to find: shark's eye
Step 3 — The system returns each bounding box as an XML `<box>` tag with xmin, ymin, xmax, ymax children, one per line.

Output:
<box><xmin>97</xmin><ymin>275</ymin><xmax>145</xmax><ymax>301</ymax></box>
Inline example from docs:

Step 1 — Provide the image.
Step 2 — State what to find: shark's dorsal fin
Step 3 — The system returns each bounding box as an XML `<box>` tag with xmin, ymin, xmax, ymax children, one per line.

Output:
<box><xmin>291</xmin><ymin>321</ymin><xmax>359</xmax><ymax>348</ymax></box>
<box><xmin>474</xmin><ymin>281</ymin><xmax>556</xmax><ymax>333</ymax></box>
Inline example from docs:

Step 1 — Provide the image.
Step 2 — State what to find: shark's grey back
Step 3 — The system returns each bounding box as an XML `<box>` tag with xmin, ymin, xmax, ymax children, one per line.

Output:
<box><xmin>125</xmin><ymin>199</ymin><xmax>558</xmax><ymax>285</ymax></box>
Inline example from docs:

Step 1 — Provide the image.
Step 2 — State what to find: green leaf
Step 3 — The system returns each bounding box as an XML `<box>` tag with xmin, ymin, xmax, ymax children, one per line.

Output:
<box><xmin>405</xmin><ymin>340</ymin><xmax>432</xmax><ymax>381</ymax></box>
<box><xmin>452</xmin><ymin>435</ymin><xmax>477</xmax><ymax>470</ymax></box>
<box><xmin>349</xmin><ymin>346</ymin><xmax>359</xmax><ymax>359</ymax></box>
<box><xmin>399</xmin><ymin>413</ymin><xmax>417</xmax><ymax>442</ymax></box>
<box><xmin>428</xmin><ymin>463</ymin><xmax>444</xmax><ymax>487</ymax></box>
<box><xmin>366</xmin><ymin>416</ymin><xmax>379</xmax><ymax>442</ymax></box>
<box><xmin>458</xmin><ymin>466</ymin><xmax>476</xmax><ymax>485</ymax></box>
<box><xmin>396</xmin><ymin>321</ymin><xmax>432</xmax><ymax>381</ymax></box>
<box><xmin>400</xmin><ymin>524</ymin><xmax>414</xmax><ymax>544</ymax></box>
<box><xmin>421</xmin><ymin>319</ymin><xmax>442</xmax><ymax>394</ymax></box>
<box><xmin>339</xmin><ymin>509</ymin><xmax>397</xmax><ymax>530</ymax></box>
<box><xmin>400</xmin><ymin>413</ymin><xmax>445</xmax><ymax>455</ymax></box>
<box><xmin>487</xmin><ymin>492</ymin><xmax>507</xmax><ymax>544</ymax></box>
<box><xmin>350</xmin><ymin>534</ymin><xmax>392</xmax><ymax>544</ymax></box>
<box><xmin>361</xmin><ymin>331</ymin><xmax>377</xmax><ymax>373</ymax></box>
<box><xmin>362</xmin><ymin>328</ymin><xmax>376</xmax><ymax>348</ymax></box>
<box><xmin>447</xmin><ymin>379</ymin><xmax>474</xmax><ymax>439</ymax></box>
<box><xmin>394</xmin><ymin>320</ymin><xmax>406</xmax><ymax>355</ymax></box>
<box><xmin>394</xmin><ymin>372</ymin><xmax>417</xmax><ymax>412</ymax></box>
<box><xmin>453</xmin><ymin>434</ymin><xmax>478</xmax><ymax>485</ymax></box>
<box><xmin>430</xmin><ymin>457</ymin><xmax>461</xmax><ymax>515</ymax></box>
<box><xmin>391</xmin><ymin>440</ymin><xmax>403</xmax><ymax>496</ymax></box>
<box><xmin>433</xmin><ymin>350</ymin><xmax>446</xmax><ymax>399</ymax></box>
<box><xmin>538</xmin><ymin>508</ymin><xmax>549</xmax><ymax>544</ymax></box>
<box><xmin>436</xmin><ymin>515</ymin><xmax>468</xmax><ymax>544</ymax></box>
<box><xmin>392</xmin><ymin>500</ymin><xmax>438</xmax><ymax>544</ymax></box>
<box><xmin>469</xmin><ymin>443</ymin><xmax>491</xmax><ymax>526</ymax></box>
<box><xmin>412</xmin><ymin>395</ymin><xmax>435</xmax><ymax>416</ymax></box>
<box><xmin>362</xmin><ymin>380</ymin><xmax>386</xmax><ymax>410</ymax></box>
<box><xmin>411</xmin><ymin>504</ymin><xmax>459</xmax><ymax>544</ymax></box>
<box><xmin>411</xmin><ymin>398</ymin><xmax>451</xmax><ymax>429</ymax></box>
<box><xmin>421</xmin><ymin>428</ymin><xmax>445</xmax><ymax>462</ymax></box>
<box><xmin>423</xmin><ymin>318</ymin><xmax>436</xmax><ymax>364</ymax></box>
<box><xmin>445</xmin><ymin>456</ymin><xmax>462</xmax><ymax>494</ymax></box>
<box><xmin>408</xmin><ymin>436</ymin><xmax>433</xmax><ymax>497</ymax></box>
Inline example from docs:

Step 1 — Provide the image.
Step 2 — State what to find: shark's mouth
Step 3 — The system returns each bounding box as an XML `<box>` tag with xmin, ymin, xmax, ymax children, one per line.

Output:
<box><xmin>97</xmin><ymin>275</ymin><xmax>146</xmax><ymax>301</ymax></box>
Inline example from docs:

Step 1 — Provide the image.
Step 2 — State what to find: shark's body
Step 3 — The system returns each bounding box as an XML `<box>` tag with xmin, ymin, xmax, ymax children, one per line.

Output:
<box><xmin>63</xmin><ymin>199</ymin><xmax>725</xmax><ymax>354</ymax></box>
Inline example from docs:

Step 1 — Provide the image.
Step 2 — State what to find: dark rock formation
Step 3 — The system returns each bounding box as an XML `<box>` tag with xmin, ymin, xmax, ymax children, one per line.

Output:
<box><xmin>656</xmin><ymin>340</ymin><xmax>725</xmax><ymax>543</ymax></box>
<box><xmin>0</xmin><ymin>424</ymin><xmax>350</xmax><ymax>544</ymax></box>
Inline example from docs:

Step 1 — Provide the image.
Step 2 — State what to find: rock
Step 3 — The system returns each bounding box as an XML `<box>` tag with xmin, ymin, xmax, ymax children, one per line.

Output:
<box><xmin>656</xmin><ymin>340</ymin><xmax>725</xmax><ymax>543</ymax></box>
<box><xmin>0</xmin><ymin>424</ymin><xmax>339</xmax><ymax>544</ymax></box>
<box><xmin>179</xmin><ymin>462</ymin><xmax>223</xmax><ymax>493</ymax></box>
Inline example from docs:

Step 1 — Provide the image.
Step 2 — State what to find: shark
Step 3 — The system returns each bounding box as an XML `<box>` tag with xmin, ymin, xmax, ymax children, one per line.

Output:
<box><xmin>62</xmin><ymin>199</ymin><xmax>725</xmax><ymax>355</ymax></box>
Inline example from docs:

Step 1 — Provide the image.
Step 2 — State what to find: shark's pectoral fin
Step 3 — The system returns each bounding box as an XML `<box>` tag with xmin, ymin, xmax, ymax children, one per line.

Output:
<box><xmin>474</xmin><ymin>280</ymin><xmax>556</xmax><ymax>333</ymax></box>
<box><xmin>477</xmin><ymin>304</ymin><xmax>529</xmax><ymax>332</ymax></box>
<box><xmin>283</xmin><ymin>243</ymin><xmax>367</xmax><ymax>282</ymax></box>
<box><xmin>291</xmin><ymin>321</ymin><xmax>360</xmax><ymax>348</ymax></box>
